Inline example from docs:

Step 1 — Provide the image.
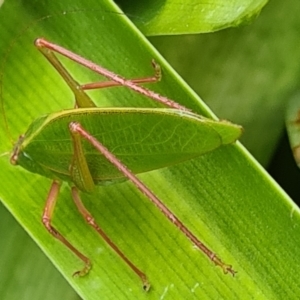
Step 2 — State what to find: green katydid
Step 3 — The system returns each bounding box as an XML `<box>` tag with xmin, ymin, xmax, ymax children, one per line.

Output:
<box><xmin>9</xmin><ymin>38</ymin><xmax>242</xmax><ymax>290</ymax></box>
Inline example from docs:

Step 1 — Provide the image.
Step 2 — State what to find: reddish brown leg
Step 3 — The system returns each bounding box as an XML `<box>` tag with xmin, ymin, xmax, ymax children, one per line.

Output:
<box><xmin>81</xmin><ymin>60</ymin><xmax>161</xmax><ymax>90</ymax></box>
<box><xmin>35</xmin><ymin>38</ymin><xmax>189</xmax><ymax>111</ymax></box>
<box><xmin>71</xmin><ymin>186</ymin><xmax>150</xmax><ymax>291</ymax></box>
<box><xmin>69</xmin><ymin>122</ymin><xmax>236</xmax><ymax>276</ymax></box>
<box><xmin>42</xmin><ymin>180</ymin><xmax>91</xmax><ymax>276</ymax></box>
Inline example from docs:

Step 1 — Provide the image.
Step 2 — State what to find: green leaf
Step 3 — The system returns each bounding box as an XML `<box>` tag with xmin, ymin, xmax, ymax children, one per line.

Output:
<box><xmin>149</xmin><ymin>0</ymin><xmax>300</xmax><ymax>166</ymax></box>
<box><xmin>0</xmin><ymin>202</ymin><xmax>79</xmax><ymax>300</ymax></box>
<box><xmin>117</xmin><ymin>0</ymin><xmax>269</xmax><ymax>35</ymax></box>
<box><xmin>1</xmin><ymin>1</ymin><xmax>300</xmax><ymax>300</ymax></box>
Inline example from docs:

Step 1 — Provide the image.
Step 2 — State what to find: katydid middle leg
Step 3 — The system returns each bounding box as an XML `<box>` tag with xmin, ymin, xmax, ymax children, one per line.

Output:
<box><xmin>80</xmin><ymin>60</ymin><xmax>161</xmax><ymax>90</ymax></box>
<box><xmin>71</xmin><ymin>186</ymin><xmax>150</xmax><ymax>291</ymax></box>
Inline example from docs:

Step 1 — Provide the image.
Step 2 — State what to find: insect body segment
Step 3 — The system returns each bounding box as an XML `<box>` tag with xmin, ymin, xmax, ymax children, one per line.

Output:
<box><xmin>11</xmin><ymin>38</ymin><xmax>241</xmax><ymax>290</ymax></box>
<box><xmin>16</xmin><ymin>108</ymin><xmax>240</xmax><ymax>185</ymax></box>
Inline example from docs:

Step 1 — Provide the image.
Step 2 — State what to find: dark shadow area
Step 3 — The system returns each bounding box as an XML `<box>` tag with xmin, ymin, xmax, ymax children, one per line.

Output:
<box><xmin>268</xmin><ymin>130</ymin><xmax>300</xmax><ymax>206</ymax></box>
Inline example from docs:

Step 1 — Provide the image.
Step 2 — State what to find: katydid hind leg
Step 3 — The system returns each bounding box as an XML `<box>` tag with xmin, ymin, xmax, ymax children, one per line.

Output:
<box><xmin>35</xmin><ymin>39</ymin><xmax>163</xmax><ymax>108</ymax></box>
<box><xmin>42</xmin><ymin>180</ymin><xmax>91</xmax><ymax>276</ymax></box>
<box><xmin>69</xmin><ymin>119</ymin><xmax>150</xmax><ymax>289</ymax></box>
<box><xmin>35</xmin><ymin>42</ymin><xmax>96</xmax><ymax>109</ymax></box>
<box><xmin>71</xmin><ymin>186</ymin><xmax>150</xmax><ymax>291</ymax></box>
<box><xmin>35</xmin><ymin>39</ymin><xmax>160</xmax><ymax>104</ymax></box>
<box><xmin>35</xmin><ymin>38</ymin><xmax>188</xmax><ymax>110</ymax></box>
<box><xmin>69</xmin><ymin>122</ymin><xmax>236</xmax><ymax>276</ymax></box>
<box><xmin>69</xmin><ymin>122</ymin><xmax>95</xmax><ymax>193</ymax></box>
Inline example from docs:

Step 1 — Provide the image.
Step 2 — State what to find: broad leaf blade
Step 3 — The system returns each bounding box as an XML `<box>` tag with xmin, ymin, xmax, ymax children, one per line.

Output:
<box><xmin>0</xmin><ymin>1</ymin><xmax>300</xmax><ymax>300</ymax></box>
<box><xmin>118</xmin><ymin>0</ymin><xmax>268</xmax><ymax>35</ymax></box>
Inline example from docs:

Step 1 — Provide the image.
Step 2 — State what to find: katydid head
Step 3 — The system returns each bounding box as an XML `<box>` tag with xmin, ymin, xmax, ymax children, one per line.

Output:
<box><xmin>7</xmin><ymin>114</ymin><xmax>56</xmax><ymax>181</ymax></box>
<box><xmin>9</xmin><ymin>130</ymin><xmax>53</xmax><ymax>181</ymax></box>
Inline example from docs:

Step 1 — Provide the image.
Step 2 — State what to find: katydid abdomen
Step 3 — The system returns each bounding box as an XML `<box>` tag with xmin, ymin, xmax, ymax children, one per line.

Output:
<box><xmin>13</xmin><ymin>107</ymin><xmax>241</xmax><ymax>186</ymax></box>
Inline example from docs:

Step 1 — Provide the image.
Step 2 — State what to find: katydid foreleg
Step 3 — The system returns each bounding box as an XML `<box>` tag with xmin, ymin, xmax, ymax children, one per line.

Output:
<box><xmin>69</xmin><ymin>121</ymin><xmax>236</xmax><ymax>277</ymax></box>
<box><xmin>42</xmin><ymin>180</ymin><xmax>91</xmax><ymax>276</ymax></box>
